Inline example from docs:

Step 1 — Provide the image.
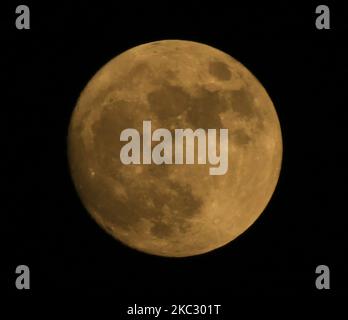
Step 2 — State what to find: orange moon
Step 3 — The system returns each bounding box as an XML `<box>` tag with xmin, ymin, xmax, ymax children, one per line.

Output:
<box><xmin>68</xmin><ymin>40</ymin><xmax>282</xmax><ymax>257</ymax></box>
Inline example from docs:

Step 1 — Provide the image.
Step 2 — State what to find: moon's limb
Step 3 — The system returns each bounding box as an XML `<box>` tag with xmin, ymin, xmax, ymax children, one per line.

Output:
<box><xmin>68</xmin><ymin>40</ymin><xmax>282</xmax><ymax>257</ymax></box>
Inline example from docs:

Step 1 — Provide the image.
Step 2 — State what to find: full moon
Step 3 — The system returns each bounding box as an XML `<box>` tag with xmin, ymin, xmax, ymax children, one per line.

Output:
<box><xmin>68</xmin><ymin>40</ymin><xmax>282</xmax><ymax>257</ymax></box>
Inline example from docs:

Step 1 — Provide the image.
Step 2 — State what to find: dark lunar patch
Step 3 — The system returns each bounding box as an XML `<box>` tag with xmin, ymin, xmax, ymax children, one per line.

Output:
<box><xmin>70</xmin><ymin>116</ymin><xmax>122</xmax><ymax>225</ymax></box>
<box><xmin>186</xmin><ymin>88</ymin><xmax>226</xmax><ymax>129</ymax></box>
<box><xmin>178</xmin><ymin>220</ymin><xmax>192</xmax><ymax>233</ymax></box>
<box><xmin>147</xmin><ymin>161</ymin><xmax>170</xmax><ymax>175</ymax></box>
<box><xmin>147</xmin><ymin>84</ymin><xmax>190</xmax><ymax>123</ymax></box>
<box><xmin>229</xmin><ymin>88</ymin><xmax>255</xmax><ymax>118</ymax></box>
<box><xmin>165</xmin><ymin>69</ymin><xmax>177</xmax><ymax>80</ymax></box>
<box><xmin>68</xmin><ymin>128</ymin><xmax>94</xmax><ymax>196</ymax></box>
<box><xmin>209</xmin><ymin>61</ymin><xmax>231</xmax><ymax>81</ymax></box>
<box><xmin>127</xmin><ymin>62</ymin><xmax>149</xmax><ymax>79</ymax></box>
<box><xmin>147</xmin><ymin>84</ymin><xmax>228</xmax><ymax>130</ymax></box>
<box><xmin>151</xmin><ymin>222</ymin><xmax>173</xmax><ymax>238</ymax></box>
<box><xmin>109</xmin><ymin>62</ymin><xmax>151</xmax><ymax>92</ymax></box>
<box><xmin>232</xmin><ymin>129</ymin><xmax>251</xmax><ymax>145</ymax></box>
<box><xmin>80</xmin><ymin>174</ymin><xmax>138</xmax><ymax>231</ymax></box>
<box><xmin>166</xmin><ymin>181</ymin><xmax>203</xmax><ymax>219</ymax></box>
<box><xmin>92</xmin><ymin>101</ymin><xmax>134</xmax><ymax>175</ymax></box>
<box><xmin>96</xmin><ymin>173</ymin><xmax>203</xmax><ymax>234</ymax></box>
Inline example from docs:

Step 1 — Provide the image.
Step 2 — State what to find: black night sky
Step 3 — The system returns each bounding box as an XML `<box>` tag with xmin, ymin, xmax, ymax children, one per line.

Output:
<box><xmin>4</xmin><ymin>1</ymin><xmax>348</xmax><ymax>304</ymax></box>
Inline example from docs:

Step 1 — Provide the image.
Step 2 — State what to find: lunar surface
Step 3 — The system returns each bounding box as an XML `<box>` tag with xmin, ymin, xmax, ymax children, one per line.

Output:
<box><xmin>68</xmin><ymin>40</ymin><xmax>282</xmax><ymax>257</ymax></box>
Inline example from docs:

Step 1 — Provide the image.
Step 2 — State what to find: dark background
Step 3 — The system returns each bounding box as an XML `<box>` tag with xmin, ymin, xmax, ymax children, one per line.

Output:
<box><xmin>4</xmin><ymin>0</ymin><xmax>347</xmax><ymax>303</ymax></box>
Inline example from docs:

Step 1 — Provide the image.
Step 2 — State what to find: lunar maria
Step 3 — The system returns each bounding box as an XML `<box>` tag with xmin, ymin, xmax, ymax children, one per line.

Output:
<box><xmin>120</xmin><ymin>120</ymin><xmax>229</xmax><ymax>175</ymax></box>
